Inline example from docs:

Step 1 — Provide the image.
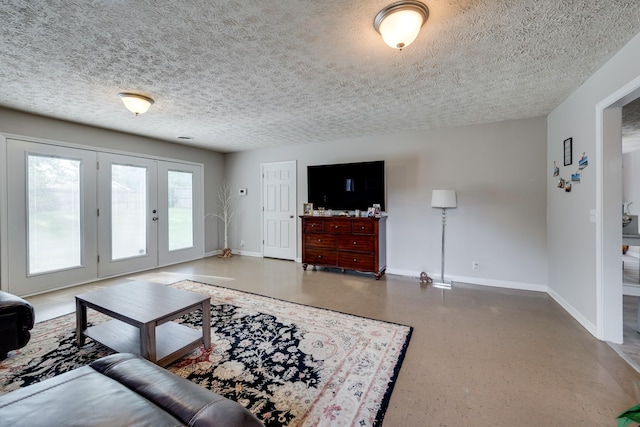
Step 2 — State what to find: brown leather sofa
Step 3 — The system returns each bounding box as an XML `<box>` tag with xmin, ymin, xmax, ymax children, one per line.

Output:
<box><xmin>0</xmin><ymin>290</ymin><xmax>34</xmax><ymax>360</ymax></box>
<box><xmin>0</xmin><ymin>353</ymin><xmax>264</xmax><ymax>427</ymax></box>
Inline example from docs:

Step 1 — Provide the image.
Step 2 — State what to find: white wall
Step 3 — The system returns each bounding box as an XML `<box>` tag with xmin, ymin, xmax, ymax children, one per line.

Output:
<box><xmin>547</xmin><ymin>31</ymin><xmax>640</xmax><ymax>341</ymax></box>
<box><xmin>0</xmin><ymin>108</ymin><xmax>225</xmax><ymax>253</ymax></box>
<box><xmin>225</xmin><ymin>117</ymin><xmax>548</xmax><ymax>290</ymax></box>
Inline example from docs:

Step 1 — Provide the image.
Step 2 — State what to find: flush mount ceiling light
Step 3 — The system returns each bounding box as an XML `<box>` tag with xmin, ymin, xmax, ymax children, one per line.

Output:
<box><xmin>373</xmin><ymin>1</ymin><xmax>429</xmax><ymax>50</ymax></box>
<box><xmin>118</xmin><ymin>93</ymin><xmax>154</xmax><ymax>116</ymax></box>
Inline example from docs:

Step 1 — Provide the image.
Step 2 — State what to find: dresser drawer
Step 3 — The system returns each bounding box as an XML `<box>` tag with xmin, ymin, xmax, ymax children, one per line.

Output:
<box><xmin>337</xmin><ymin>235</ymin><xmax>374</xmax><ymax>252</ymax></box>
<box><xmin>323</xmin><ymin>219</ymin><xmax>352</xmax><ymax>234</ymax></box>
<box><xmin>304</xmin><ymin>249</ymin><xmax>338</xmax><ymax>266</ymax></box>
<box><xmin>351</xmin><ymin>219</ymin><xmax>374</xmax><ymax>235</ymax></box>
<box><xmin>304</xmin><ymin>233</ymin><xmax>337</xmax><ymax>250</ymax></box>
<box><xmin>338</xmin><ymin>252</ymin><xmax>375</xmax><ymax>271</ymax></box>
<box><xmin>304</xmin><ymin>220</ymin><xmax>324</xmax><ymax>232</ymax></box>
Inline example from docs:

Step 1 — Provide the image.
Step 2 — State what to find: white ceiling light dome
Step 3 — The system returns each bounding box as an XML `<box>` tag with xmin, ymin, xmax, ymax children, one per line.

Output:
<box><xmin>118</xmin><ymin>93</ymin><xmax>155</xmax><ymax>116</ymax></box>
<box><xmin>374</xmin><ymin>1</ymin><xmax>429</xmax><ymax>50</ymax></box>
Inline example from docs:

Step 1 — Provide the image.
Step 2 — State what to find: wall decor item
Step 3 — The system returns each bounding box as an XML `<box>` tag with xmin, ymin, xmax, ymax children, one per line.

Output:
<box><xmin>553</xmin><ymin>161</ymin><xmax>559</xmax><ymax>177</ymax></box>
<box><xmin>578</xmin><ymin>152</ymin><xmax>588</xmax><ymax>169</ymax></box>
<box><xmin>564</xmin><ymin>137</ymin><xmax>572</xmax><ymax>166</ymax></box>
<box><xmin>571</xmin><ymin>172</ymin><xmax>581</xmax><ymax>182</ymax></box>
<box><xmin>565</xmin><ymin>182</ymin><xmax>572</xmax><ymax>192</ymax></box>
<box><xmin>557</xmin><ymin>178</ymin><xmax>565</xmax><ymax>188</ymax></box>
<box><xmin>303</xmin><ymin>203</ymin><xmax>313</xmax><ymax>216</ymax></box>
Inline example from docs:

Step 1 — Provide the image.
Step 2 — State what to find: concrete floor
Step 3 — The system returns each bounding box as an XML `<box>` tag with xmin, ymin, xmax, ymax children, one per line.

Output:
<box><xmin>24</xmin><ymin>255</ymin><xmax>640</xmax><ymax>426</ymax></box>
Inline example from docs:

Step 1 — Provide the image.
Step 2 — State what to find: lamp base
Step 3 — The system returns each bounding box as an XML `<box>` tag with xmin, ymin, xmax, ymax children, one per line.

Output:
<box><xmin>432</xmin><ymin>281</ymin><xmax>452</xmax><ymax>289</ymax></box>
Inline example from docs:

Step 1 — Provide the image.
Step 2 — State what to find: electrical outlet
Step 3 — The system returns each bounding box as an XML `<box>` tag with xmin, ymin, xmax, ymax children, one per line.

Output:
<box><xmin>241</xmin><ymin>240</ymin><xmax>245</xmax><ymax>247</ymax></box>
<box><xmin>472</xmin><ymin>262</ymin><xmax>479</xmax><ymax>271</ymax></box>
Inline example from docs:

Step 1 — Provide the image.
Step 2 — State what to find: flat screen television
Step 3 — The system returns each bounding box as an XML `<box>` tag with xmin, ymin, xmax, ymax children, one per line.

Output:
<box><xmin>307</xmin><ymin>160</ymin><xmax>385</xmax><ymax>212</ymax></box>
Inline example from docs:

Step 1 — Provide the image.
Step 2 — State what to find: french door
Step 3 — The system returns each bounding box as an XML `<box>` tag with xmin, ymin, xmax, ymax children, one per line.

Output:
<box><xmin>6</xmin><ymin>140</ymin><xmax>98</xmax><ymax>295</ymax></box>
<box><xmin>97</xmin><ymin>154</ymin><xmax>204</xmax><ymax>277</ymax></box>
<box><xmin>4</xmin><ymin>139</ymin><xmax>203</xmax><ymax>295</ymax></box>
<box><xmin>97</xmin><ymin>153</ymin><xmax>159</xmax><ymax>277</ymax></box>
<box><xmin>157</xmin><ymin>161</ymin><xmax>203</xmax><ymax>266</ymax></box>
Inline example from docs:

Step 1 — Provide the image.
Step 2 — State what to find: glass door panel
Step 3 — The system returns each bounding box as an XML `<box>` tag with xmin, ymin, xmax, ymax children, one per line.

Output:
<box><xmin>27</xmin><ymin>155</ymin><xmax>82</xmax><ymax>274</ymax></box>
<box><xmin>168</xmin><ymin>170</ymin><xmax>194</xmax><ymax>251</ymax></box>
<box><xmin>111</xmin><ymin>164</ymin><xmax>148</xmax><ymax>260</ymax></box>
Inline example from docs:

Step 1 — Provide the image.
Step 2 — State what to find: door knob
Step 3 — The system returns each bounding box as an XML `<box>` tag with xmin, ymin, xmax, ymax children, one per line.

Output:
<box><xmin>290</xmin><ymin>215</ymin><xmax>294</xmax><ymax>218</ymax></box>
<box><xmin>152</xmin><ymin>217</ymin><xmax>158</xmax><ymax>222</ymax></box>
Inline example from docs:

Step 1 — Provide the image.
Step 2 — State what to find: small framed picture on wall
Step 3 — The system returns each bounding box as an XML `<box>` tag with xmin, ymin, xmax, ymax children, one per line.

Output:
<box><xmin>563</xmin><ymin>137</ymin><xmax>572</xmax><ymax>166</ymax></box>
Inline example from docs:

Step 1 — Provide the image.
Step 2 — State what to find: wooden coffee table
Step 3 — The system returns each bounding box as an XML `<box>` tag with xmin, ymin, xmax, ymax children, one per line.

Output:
<box><xmin>76</xmin><ymin>281</ymin><xmax>211</xmax><ymax>367</ymax></box>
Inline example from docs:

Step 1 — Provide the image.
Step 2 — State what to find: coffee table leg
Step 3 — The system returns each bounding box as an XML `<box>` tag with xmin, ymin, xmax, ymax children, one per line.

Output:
<box><xmin>76</xmin><ymin>298</ymin><xmax>87</xmax><ymax>346</ymax></box>
<box><xmin>141</xmin><ymin>323</ymin><xmax>157</xmax><ymax>362</ymax></box>
<box><xmin>202</xmin><ymin>299</ymin><xmax>211</xmax><ymax>349</ymax></box>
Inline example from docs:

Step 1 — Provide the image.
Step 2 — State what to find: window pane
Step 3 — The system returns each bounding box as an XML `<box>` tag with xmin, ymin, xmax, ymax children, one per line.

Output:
<box><xmin>112</xmin><ymin>164</ymin><xmax>147</xmax><ymax>260</ymax></box>
<box><xmin>168</xmin><ymin>170</ymin><xmax>194</xmax><ymax>251</ymax></box>
<box><xmin>28</xmin><ymin>155</ymin><xmax>82</xmax><ymax>274</ymax></box>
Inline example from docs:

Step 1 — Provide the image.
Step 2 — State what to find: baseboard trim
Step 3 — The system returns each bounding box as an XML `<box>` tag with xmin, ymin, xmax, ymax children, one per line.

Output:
<box><xmin>232</xmin><ymin>249</ymin><xmax>263</xmax><ymax>258</ymax></box>
<box><xmin>385</xmin><ymin>268</ymin><xmax>547</xmax><ymax>293</ymax></box>
<box><xmin>547</xmin><ymin>287</ymin><xmax>598</xmax><ymax>338</ymax></box>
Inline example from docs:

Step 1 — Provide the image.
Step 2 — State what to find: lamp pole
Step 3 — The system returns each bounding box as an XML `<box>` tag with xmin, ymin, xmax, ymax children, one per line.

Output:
<box><xmin>434</xmin><ymin>207</ymin><xmax>451</xmax><ymax>288</ymax></box>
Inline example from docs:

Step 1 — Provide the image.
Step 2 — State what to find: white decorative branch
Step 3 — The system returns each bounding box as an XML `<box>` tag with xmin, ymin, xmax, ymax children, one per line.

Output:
<box><xmin>210</xmin><ymin>180</ymin><xmax>237</xmax><ymax>254</ymax></box>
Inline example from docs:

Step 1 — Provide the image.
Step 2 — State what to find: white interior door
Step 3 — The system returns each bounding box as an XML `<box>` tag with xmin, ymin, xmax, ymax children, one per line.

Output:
<box><xmin>97</xmin><ymin>153</ymin><xmax>158</xmax><ymax>277</ymax></box>
<box><xmin>157</xmin><ymin>161</ymin><xmax>204</xmax><ymax>265</ymax></box>
<box><xmin>6</xmin><ymin>139</ymin><xmax>98</xmax><ymax>295</ymax></box>
<box><xmin>262</xmin><ymin>161</ymin><xmax>297</xmax><ymax>260</ymax></box>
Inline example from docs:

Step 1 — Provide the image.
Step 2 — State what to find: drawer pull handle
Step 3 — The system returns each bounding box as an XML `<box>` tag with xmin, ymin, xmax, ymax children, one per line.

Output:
<box><xmin>318</xmin><ymin>255</ymin><xmax>322</xmax><ymax>259</ymax></box>
<box><xmin>334</xmin><ymin>225</ymin><xmax>339</xmax><ymax>229</ymax></box>
<box><xmin>318</xmin><ymin>239</ymin><xmax>322</xmax><ymax>242</ymax></box>
<box><xmin>361</xmin><ymin>226</ymin><xmax>365</xmax><ymax>229</ymax></box>
<box><xmin>353</xmin><ymin>258</ymin><xmax>357</xmax><ymax>262</ymax></box>
<box><xmin>353</xmin><ymin>241</ymin><xmax>357</xmax><ymax>245</ymax></box>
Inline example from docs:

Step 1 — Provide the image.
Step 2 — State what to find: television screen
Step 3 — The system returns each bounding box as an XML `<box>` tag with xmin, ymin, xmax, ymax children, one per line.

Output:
<box><xmin>307</xmin><ymin>161</ymin><xmax>385</xmax><ymax>211</ymax></box>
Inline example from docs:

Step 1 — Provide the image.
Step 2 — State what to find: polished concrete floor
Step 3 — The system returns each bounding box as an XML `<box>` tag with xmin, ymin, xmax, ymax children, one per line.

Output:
<box><xmin>612</xmin><ymin>254</ymin><xmax>640</xmax><ymax>371</ymax></box>
<box><xmin>24</xmin><ymin>255</ymin><xmax>640</xmax><ymax>426</ymax></box>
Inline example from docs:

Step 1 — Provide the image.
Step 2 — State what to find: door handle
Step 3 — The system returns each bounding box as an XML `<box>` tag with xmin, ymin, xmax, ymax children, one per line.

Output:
<box><xmin>152</xmin><ymin>217</ymin><xmax>159</xmax><ymax>222</ymax></box>
<box><xmin>289</xmin><ymin>215</ymin><xmax>294</xmax><ymax>218</ymax></box>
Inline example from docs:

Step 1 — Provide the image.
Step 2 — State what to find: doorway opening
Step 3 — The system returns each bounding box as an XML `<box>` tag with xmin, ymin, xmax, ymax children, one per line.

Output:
<box><xmin>596</xmin><ymin>75</ymin><xmax>640</xmax><ymax>348</ymax></box>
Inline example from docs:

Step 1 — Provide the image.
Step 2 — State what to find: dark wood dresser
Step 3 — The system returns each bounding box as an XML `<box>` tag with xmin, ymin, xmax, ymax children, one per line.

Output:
<box><xmin>300</xmin><ymin>216</ymin><xmax>387</xmax><ymax>279</ymax></box>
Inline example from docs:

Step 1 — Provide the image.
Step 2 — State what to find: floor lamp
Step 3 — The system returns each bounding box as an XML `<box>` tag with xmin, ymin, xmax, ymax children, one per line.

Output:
<box><xmin>431</xmin><ymin>190</ymin><xmax>457</xmax><ymax>288</ymax></box>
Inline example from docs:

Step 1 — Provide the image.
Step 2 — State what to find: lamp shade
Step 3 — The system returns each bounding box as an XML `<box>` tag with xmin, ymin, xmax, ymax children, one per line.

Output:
<box><xmin>118</xmin><ymin>93</ymin><xmax>154</xmax><ymax>116</ymax></box>
<box><xmin>431</xmin><ymin>190</ymin><xmax>457</xmax><ymax>208</ymax></box>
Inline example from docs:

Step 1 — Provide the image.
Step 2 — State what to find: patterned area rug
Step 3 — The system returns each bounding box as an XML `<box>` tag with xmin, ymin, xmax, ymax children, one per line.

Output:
<box><xmin>0</xmin><ymin>280</ymin><xmax>412</xmax><ymax>426</ymax></box>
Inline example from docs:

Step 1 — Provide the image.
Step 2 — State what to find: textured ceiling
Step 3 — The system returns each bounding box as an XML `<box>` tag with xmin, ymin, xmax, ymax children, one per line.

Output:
<box><xmin>1</xmin><ymin>0</ymin><xmax>640</xmax><ymax>153</ymax></box>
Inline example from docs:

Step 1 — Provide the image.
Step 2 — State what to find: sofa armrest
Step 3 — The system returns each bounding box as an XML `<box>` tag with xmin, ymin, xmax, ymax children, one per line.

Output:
<box><xmin>91</xmin><ymin>353</ymin><xmax>264</xmax><ymax>427</ymax></box>
<box><xmin>0</xmin><ymin>290</ymin><xmax>35</xmax><ymax>331</ymax></box>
